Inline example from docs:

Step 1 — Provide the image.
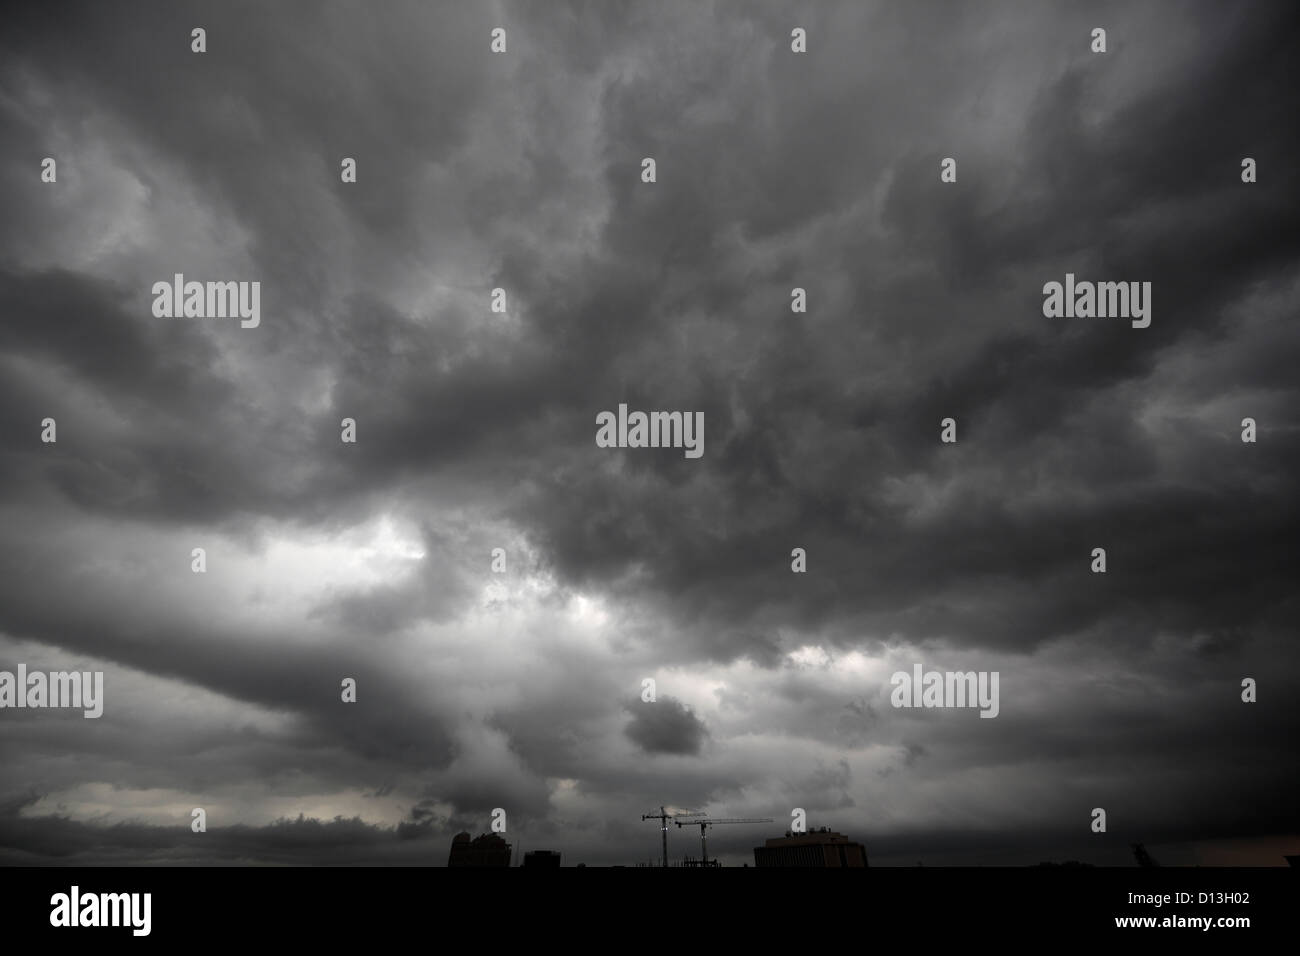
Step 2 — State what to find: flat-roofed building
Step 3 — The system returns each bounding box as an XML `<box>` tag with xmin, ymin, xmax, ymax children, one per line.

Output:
<box><xmin>753</xmin><ymin>828</ymin><xmax>868</xmax><ymax>867</ymax></box>
<box><xmin>447</xmin><ymin>831</ymin><xmax>513</xmax><ymax>867</ymax></box>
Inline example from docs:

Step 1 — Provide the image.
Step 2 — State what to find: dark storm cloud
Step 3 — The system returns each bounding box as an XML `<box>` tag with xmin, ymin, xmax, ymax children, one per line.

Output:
<box><xmin>623</xmin><ymin>696</ymin><xmax>709</xmax><ymax>756</ymax></box>
<box><xmin>1</xmin><ymin>0</ymin><xmax>1297</xmax><ymax>866</ymax></box>
<box><xmin>512</xmin><ymin>0</ymin><xmax>1300</xmax><ymax>659</ymax></box>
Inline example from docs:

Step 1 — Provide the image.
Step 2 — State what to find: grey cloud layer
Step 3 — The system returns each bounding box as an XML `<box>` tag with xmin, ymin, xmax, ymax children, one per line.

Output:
<box><xmin>1</xmin><ymin>0</ymin><xmax>1296</xmax><ymax>865</ymax></box>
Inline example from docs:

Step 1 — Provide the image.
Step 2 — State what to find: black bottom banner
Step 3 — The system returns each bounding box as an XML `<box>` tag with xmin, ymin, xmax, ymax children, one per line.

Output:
<box><xmin>0</xmin><ymin>865</ymin><xmax>1291</xmax><ymax>943</ymax></box>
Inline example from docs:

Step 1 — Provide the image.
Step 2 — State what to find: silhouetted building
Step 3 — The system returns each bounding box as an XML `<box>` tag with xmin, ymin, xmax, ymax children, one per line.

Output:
<box><xmin>1132</xmin><ymin>843</ymin><xmax>1159</xmax><ymax>867</ymax></box>
<box><xmin>522</xmin><ymin>850</ymin><xmax>561</xmax><ymax>868</ymax></box>
<box><xmin>1036</xmin><ymin>861</ymin><xmax>1095</xmax><ymax>867</ymax></box>
<box><xmin>447</xmin><ymin>831</ymin><xmax>512</xmax><ymax>867</ymax></box>
<box><xmin>753</xmin><ymin>827</ymin><xmax>868</xmax><ymax>867</ymax></box>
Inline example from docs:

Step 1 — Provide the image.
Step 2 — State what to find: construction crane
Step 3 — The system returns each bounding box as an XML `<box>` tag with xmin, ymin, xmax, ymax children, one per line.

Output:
<box><xmin>674</xmin><ymin>816</ymin><xmax>774</xmax><ymax>867</ymax></box>
<box><xmin>641</xmin><ymin>806</ymin><xmax>705</xmax><ymax>868</ymax></box>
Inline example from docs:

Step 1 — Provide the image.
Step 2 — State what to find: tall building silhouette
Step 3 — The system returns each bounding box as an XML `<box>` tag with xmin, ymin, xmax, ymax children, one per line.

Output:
<box><xmin>447</xmin><ymin>831</ymin><xmax>512</xmax><ymax>867</ymax></box>
<box><xmin>753</xmin><ymin>827</ymin><xmax>868</xmax><ymax>867</ymax></box>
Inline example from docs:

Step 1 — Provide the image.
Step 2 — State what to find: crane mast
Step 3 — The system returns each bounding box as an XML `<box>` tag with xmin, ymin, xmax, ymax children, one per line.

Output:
<box><xmin>641</xmin><ymin>806</ymin><xmax>704</xmax><ymax>867</ymax></box>
<box><xmin>674</xmin><ymin>816</ymin><xmax>774</xmax><ymax>867</ymax></box>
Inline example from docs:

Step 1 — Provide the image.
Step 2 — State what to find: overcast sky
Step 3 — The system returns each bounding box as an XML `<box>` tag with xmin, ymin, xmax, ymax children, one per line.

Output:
<box><xmin>1</xmin><ymin>0</ymin><xmax>1297</xmax><ymax>866</ymax></box>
